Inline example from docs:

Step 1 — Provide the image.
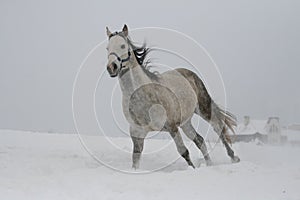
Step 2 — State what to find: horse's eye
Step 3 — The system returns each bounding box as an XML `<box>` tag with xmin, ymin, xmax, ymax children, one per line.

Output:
<box><xmin>121</xmin><ymin>44</ymin><xmax>126</xmax><ymax>49</ymax></box>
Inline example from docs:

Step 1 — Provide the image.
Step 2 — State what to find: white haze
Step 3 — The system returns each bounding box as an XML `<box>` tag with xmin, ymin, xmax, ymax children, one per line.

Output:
<box><xmin>0</xmin><ymin>0</ymin><xmax>299</xmax><ymax>133</ymax></box>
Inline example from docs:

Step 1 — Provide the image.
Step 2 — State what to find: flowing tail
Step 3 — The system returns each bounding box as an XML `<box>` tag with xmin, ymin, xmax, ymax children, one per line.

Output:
<box><xmin>211</xmin><ymin>103</ymin><xmax>237</xmax><ymax>144</ymax></box>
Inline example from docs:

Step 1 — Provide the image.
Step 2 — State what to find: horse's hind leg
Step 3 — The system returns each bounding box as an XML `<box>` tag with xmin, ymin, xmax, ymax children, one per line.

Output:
<box><xmin>211</xmin><ymin>121</ymin><xmax>240</xmax><ymax>163</ymax></box>
<box><xmin>130</xmin><ymin>126</ymin><xmax>146</xmax><ymax>169</ymax></box>
<box><xmin>169</xmin><ymin>126</ymin><xmax>195</xmax><ymax>168</ymax></box>
<box><xmin>181</xmin><ymin>120</ymin><xmax>212</xmax><ymax>166</ymax></box>
<box><xmin>194</xmin><ymin>107</ymin><xmax>240</xmax><ymax>163</ymax></box>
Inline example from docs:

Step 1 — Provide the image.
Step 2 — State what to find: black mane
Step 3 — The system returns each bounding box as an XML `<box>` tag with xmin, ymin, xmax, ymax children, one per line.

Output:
<box><xmin>127</xmin><ymin>38</ymin><xmax>159</xmax><ymax>80</ymax></box>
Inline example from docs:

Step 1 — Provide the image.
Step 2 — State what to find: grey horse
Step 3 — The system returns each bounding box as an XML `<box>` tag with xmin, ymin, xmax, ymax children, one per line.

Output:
<box><xmin>105</xmin><ymin>24</ymin><xmax>240</xmax><ymax>169</ymax></box>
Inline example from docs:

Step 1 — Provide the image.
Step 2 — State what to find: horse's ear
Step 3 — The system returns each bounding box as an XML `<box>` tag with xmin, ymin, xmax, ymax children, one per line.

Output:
<box><xmin>106</xmin><ymin>27</ymin><xmax>112</xmax><ymax>37</ymax></box>
<box><xmin>122</xmin><ymin>24</ymin><xmax>128</xmax><ymax>36</ymax></box>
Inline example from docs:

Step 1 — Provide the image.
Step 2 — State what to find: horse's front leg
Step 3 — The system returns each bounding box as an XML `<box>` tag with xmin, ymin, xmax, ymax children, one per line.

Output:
<box><xmin>130</xmin><ymin>126</ymin><xmax>147</xmax><ymax>169</ymax></box>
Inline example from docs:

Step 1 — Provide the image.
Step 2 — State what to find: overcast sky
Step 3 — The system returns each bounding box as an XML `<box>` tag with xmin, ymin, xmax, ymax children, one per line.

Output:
<box><xmin>0</xmin><ymin>0</ymin><xmax>299</xmax><ymax>133</ymax></box>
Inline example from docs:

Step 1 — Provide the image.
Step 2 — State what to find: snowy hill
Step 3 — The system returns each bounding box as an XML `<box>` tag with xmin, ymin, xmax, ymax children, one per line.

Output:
<box><xmin>0</xmin><ymin>130</ymin><xmax>299</xmax><ymax>200</ymax></box>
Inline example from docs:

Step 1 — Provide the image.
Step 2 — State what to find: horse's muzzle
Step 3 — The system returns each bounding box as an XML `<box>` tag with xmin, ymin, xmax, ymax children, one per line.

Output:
<box><xmin>107</xmin><ymin>62</ymin><xmax>118</xmax><ymax>77</ymax></box>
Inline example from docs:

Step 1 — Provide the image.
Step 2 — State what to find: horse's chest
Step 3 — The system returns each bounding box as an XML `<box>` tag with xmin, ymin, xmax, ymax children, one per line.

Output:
<box><xmin>122</xmin><ymin>85</ymin><xmax>168</xmax><ymax>130</ymax></box>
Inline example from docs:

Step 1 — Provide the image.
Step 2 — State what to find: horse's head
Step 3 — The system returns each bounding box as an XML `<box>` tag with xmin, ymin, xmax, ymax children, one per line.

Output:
<box><xmin>106</xmin><ymin>24</ymin><xmax>131</xmax><ymax>77</ymax></box>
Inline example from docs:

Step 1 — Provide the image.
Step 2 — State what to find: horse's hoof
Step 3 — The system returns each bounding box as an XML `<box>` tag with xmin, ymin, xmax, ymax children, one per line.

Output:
<box><xmin>132</xmin><ymin>163</ymin><xmax>140</xmax><ymax>170</ymax></box>
<box><xmin>187</xmin><ymin>165</ymin><xmax>196</xmax><ymax>170</ymax></box>
<box><xmin>231</xmin><ymin>156</ymin><xmax>240</xmax><ymax>163</ymax></box>
<box><xmin>189</xmin><ymin>163</ymin><xmax>196</xmax><ymax>169</ymax></box>
<box><xmin>206</xmin><ymin>160</ymin><xmax>213</xmax><ymax>166</ymax></box>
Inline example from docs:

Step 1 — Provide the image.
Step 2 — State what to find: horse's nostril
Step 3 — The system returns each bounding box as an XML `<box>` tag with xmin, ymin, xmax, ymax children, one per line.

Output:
<box><xmin>112</xmin><ymin>62</ymin><xmax>118</xmax><ymax>70</ymax></box>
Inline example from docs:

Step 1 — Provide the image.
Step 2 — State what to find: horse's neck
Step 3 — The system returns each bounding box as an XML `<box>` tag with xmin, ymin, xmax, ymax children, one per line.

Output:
<box><xmin>119</xmin><ymin>64</ymin><xmax>152</xmax><ymax>97</ymax></box>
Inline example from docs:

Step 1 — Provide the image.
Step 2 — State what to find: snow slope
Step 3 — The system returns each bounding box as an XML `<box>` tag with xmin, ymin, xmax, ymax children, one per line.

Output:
<box><xmin>0</xmin><ymin>130</ymin><xmax>299</xmax><ymax>200</ymax></box>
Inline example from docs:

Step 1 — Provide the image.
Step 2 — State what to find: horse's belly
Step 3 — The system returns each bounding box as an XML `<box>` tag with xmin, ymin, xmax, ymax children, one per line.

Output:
<box><xmin>122</xmin><ymin>76</ymin><xmax>197</xmax><ymax>131</ymax></box>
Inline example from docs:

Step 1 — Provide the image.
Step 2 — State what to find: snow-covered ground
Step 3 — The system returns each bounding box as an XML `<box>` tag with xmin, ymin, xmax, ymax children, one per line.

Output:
<box><xmin>0</xmin><ymin>130</ymin><xmax>300</xmax><ymax>200</ymax></box>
